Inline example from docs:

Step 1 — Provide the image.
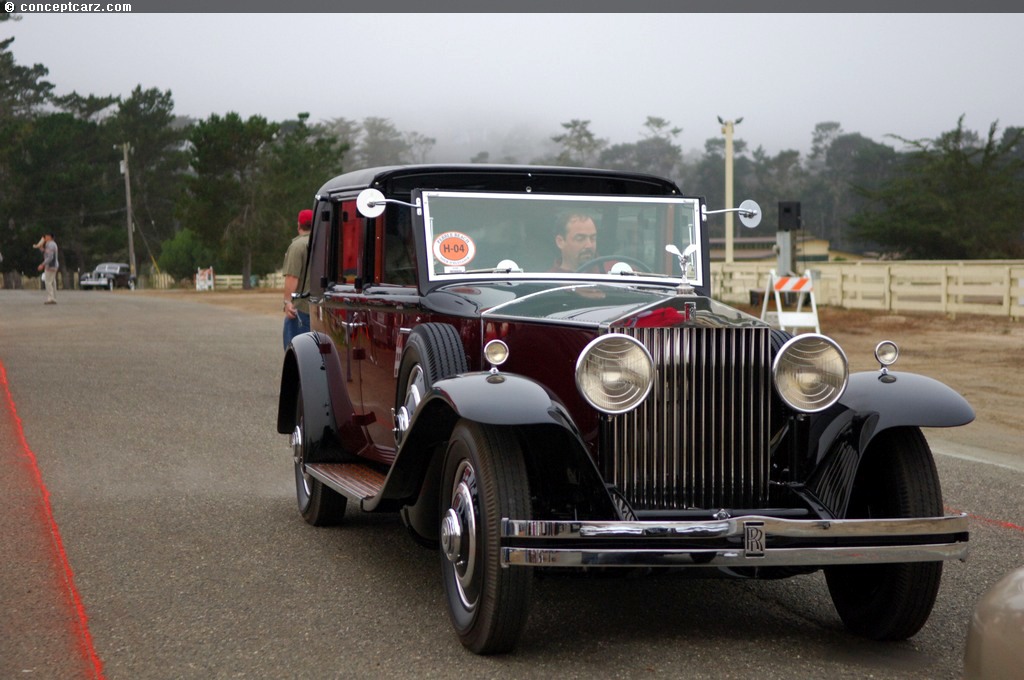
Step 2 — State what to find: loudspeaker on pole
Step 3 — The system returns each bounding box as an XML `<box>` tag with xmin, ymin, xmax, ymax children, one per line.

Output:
<box><xmin>778</xmin><ymin>202</ymin><xmax>801</xmax><ymax>232</ymax></box>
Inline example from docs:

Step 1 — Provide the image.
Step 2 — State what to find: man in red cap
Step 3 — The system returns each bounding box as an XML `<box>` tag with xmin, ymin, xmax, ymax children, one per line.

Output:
<box><xmin>282</xmin><ymin>209</ymin><xmax>313</xmax><ymax>349</ymax></box>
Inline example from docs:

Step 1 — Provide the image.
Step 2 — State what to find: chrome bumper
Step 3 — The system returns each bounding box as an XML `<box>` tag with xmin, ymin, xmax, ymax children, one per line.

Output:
<box><xmin>501</xmin><ymin>514</ymin><xmax>969</xmax><ymax>568</ymax></box>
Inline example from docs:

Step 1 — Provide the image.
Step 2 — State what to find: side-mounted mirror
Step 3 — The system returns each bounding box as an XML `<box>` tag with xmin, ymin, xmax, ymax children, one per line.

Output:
<box><xmin>356</xmin><ymin>188</ymin><xmax>421</xmax><ymax>218</ymax></box>
<box><xmin>703</xmin><ymin>199</ymin><xmax>762</xmax><ymax>229</ymax></box>
<box><xmin>736</xmin><ymin>199</ymin><xmax>761</xmax><ymax>228</ymax></box>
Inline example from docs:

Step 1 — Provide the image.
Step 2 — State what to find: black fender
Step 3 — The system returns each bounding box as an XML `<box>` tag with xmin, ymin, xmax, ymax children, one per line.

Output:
<box><xmin>812</xmin><ymin>370</ymin><xmax>974</xmax><ymax>466</ymax></box>
<box><xmin>277</xmin><ymin>331</ymin><xmax>361</xmax><ymax>463</ymax></box>
<box><xmin>371</xmin><ymin>372</ymin><xmax>579</xmax><ymax>504</ymax></box>
<box><xmin>373</xmin><ymin>372</ymin><xmax>618</xmax><ymax>540</ymax></box>
<box><xmin>839</xmin><ymin>370</ymin><xmax>974</xmax><ymax>433</ymax></box>
<box><xmin>430</xmin><ymin>372</ymin><xmax>576</xmax><ymax>428</ymax></box>
<box><xmin>802</xmin><ymin>370</ymin><xmax>974</xmax><ymax>518</ymax></box>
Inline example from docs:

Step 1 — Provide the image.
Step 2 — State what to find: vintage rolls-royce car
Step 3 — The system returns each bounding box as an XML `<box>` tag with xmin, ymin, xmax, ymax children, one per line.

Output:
<box><xmin>277</xmin><ymin>165</ymin><xmax>972</xmax><ymax>654</ymax></box>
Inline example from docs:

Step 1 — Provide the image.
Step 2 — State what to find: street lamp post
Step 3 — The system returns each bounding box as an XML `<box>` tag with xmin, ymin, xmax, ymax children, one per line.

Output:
<box><xmin>718</xmin><ymin>116</ymin><xmax>743</xmax><ymax>264</ymax></box>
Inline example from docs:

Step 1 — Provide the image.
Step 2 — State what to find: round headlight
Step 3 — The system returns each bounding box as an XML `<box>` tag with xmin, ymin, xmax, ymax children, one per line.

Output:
<box><xmin>773</xmin><ymin>334</ymin><xmax>848</xmax><ymax>413</ymax></box>
<box><xmin>575</xmin><ymin>334</ymin><xmax>654</xmax><ymax>414</ymax></box>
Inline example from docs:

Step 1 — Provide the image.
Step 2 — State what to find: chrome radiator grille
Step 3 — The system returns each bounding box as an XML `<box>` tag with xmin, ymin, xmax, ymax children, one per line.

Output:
<box><xmin>610</xmin><ymin>326</ymin><xmax>773</xmax><ymax>511</ymax></box>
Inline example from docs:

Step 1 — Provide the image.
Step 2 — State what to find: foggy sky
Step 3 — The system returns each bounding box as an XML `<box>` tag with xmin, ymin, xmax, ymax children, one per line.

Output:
<box><xmin>6</xmin><ymin>13</ymin><xmax>1022</xmax><ymax>161</ymax></box>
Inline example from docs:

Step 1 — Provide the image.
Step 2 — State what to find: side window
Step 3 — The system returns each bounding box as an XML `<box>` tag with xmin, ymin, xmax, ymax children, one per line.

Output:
<box><xmin>307</xmin><ymin>200</ymin><xmax>364</xmax><ymax>292</ymax></box>
<box><xmin>382</xmin><ymin>210</ymin><xmax>416</xmax><ymax>285</ymax></box>
<box><xmin>307</xmin><ymin>201</ymin><xmax>332</xmax><ymax>295</ymax></box>
<box><xmin>338</xmin><ymin>201</ymin><xmax>360</xmax><ymax>285</ymax></box>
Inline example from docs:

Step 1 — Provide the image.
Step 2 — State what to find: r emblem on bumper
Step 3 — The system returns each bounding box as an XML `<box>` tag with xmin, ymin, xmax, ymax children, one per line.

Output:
<box><xmin>744</xmin><ymin>521</ymin><xmax>765</xmax><ymax>557</ymax></box>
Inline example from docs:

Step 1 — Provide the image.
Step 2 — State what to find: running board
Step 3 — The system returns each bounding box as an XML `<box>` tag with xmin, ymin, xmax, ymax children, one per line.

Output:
<box><xmin>306</xmin><ymin>463</ymin><xmax>386</xmax><ymax>502</ymax></box>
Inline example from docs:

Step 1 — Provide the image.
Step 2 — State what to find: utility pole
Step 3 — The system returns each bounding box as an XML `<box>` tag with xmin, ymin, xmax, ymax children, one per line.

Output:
<box><xmin>118</xmin><ymin>142</ymin><xmax>138</xmax><ymax>278</ymax></box>
<box><xmin>718</xmin><ymin>116</ymin><xmax>743</xmax><ymax>264</ymax></box>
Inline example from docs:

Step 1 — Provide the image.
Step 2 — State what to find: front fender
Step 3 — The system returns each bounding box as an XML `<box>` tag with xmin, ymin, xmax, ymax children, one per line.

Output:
<box><xmin>810</xmin><ymin>371</ymin><xmax>974</xmax><ymax>464</ymax></box>
<box><xmin>839</xmin><ymin>371</ymin><xmax>975</xmax><ymax>432</ymax></box>
<box><xmin>374</xmin><ymin>372</ymin><xmax>616</xmax><ymax>533</ymax></box>
<box><xmin>428</xmin><ymin>372</ymin><xmax>576</xmax><ymax>429</ymax></box>
<box><xmin>383</xmin><ymin>372</ymin><xmax>580</xmax><ymax>499</ymax></box>
<box><xmin>803</xmin><ymin>371</ymin><xmax>974</xmax><ymax>519</ymax></box>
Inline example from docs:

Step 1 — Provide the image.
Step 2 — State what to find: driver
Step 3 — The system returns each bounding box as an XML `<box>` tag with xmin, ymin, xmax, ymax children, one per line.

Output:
<box><xmin>551</xmin><ymin>213</ymin><xmax>598</xmax><ymax>272</ymax></box>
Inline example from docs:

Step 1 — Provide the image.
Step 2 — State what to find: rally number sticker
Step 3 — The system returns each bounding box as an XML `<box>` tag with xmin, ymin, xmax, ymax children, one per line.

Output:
<box><xmin>433</xmin><ymin>231</ymin><xmax>476</xmax><ymax>267</ymax></box>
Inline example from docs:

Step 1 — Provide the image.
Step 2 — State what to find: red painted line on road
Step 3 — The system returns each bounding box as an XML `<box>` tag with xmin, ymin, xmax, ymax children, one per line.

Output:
<box><xmin>0</xmin><ymin>361</ymin><xmax>105</xmax><ymax>679</ymax></box>
<box><xmin>947</xmin><ymin>505</ymin><xmax>1024</xmax><ymax>534</ymax></box>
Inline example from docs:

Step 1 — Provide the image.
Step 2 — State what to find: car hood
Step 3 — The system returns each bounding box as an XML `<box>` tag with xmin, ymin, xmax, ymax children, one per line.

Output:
<box><xmin>430</xmin><ymin>281</ymin><xmax>766</xmax><ymax>330</ymax></box>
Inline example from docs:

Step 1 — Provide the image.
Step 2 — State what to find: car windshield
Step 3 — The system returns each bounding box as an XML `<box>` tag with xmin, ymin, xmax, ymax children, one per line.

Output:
<box><xmin>417</xmin><ymin>191</ymin><xmax>703</xmax><ymax>286</ymax></box>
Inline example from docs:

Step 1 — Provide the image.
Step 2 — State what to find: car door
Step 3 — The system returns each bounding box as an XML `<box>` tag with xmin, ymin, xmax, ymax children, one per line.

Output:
<box><xmin>345</xmin><ymin>206</ymin><xmax>422</xmax><ymax>465</ymax></box>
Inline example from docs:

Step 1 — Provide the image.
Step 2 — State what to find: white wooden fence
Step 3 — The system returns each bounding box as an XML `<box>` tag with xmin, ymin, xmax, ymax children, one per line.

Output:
<box><xmin>9</xmin><ymin>262</ymin><xmax>1021</xmax><ymax>319</ymax></box>
<box><xmin>713</xmin><ymin>260</ymin><xmax>1024</xmax><ymax>319</ymax></box>
<box><xmin>4</xmin><ymin>271</ymin><xmax>288</xmax><ymax>291</ymax></box>
<box><xmin>144</xmin><ymin>271</ymin><xmax>286</xmax><ymax>291</ymax></box>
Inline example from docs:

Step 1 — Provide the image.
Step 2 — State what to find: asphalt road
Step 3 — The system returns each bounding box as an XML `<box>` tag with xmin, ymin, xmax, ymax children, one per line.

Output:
<box><xmin>1</xmin><ymin>289</ymin><xmax>1022</xmax><ymax>679</ymax></box>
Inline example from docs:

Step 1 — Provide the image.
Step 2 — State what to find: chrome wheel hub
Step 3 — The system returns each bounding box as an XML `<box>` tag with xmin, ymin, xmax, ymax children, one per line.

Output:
<box><xmin>396</xmin><ymin>366</ymin><xmax>424</xmax><ymax>443</ymax></box>
<box><xmin>445</xmin><ymin>460</ymin><xmax>478</xmax><ymax>610</ymax></box>
<box><xmin>291</xmin><ymin>423</ymin><xmax>312</xmax><ymax>497</ymax></box>
<box><xmin>441</xmin><ymin>508</ymin><xmax>463</xmax><ymax>562</ymax></box>
<box><xmin>290</xmin><ymin>423</ymin><xmax>303</xmax><ymax>463</ymax></box>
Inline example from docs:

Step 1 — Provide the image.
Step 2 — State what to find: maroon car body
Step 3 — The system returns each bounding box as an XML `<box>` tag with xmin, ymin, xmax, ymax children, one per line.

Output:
<box><xmin>277</xmin><ymin>165</ymin><xmax>972</xmax><ymax>654</ymax></box>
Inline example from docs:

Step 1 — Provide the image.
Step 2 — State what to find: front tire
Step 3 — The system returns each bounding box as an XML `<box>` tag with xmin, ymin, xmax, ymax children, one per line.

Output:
<box><xmin>394</xmin><ymin>324</ymin><xmax>467</xmax><ymax>445</ymax></box>
<box><xmin>440</xmin><ymin>421</ymin><xmax>531</xmax><ymax>654</ymax></box>
<box><xmin>292</xmin><ymin>389</ymin><xmax>347</xmax><ymax>526</ymax></box>
<box><xmin>825</xmin><ymin>427</ymin><xmax>944</xmax><ymax>640</ymax></box>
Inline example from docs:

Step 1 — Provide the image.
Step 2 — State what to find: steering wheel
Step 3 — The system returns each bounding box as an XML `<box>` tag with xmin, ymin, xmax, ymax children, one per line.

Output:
<box><xmin>575</xmin><ymin>255</ymin><xmax>651</xmax><ymax>273</ymax></box>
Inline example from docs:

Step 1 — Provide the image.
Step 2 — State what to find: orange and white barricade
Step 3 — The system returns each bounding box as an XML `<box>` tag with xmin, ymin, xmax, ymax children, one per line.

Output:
<box><xmin>759</xmin><ymin>269</ymin><xmax>820</xmax><ymax>334</ymax></box>
<box><xmin>196</xmin><ymin>267</ymin><xmax>215</xmax><ymax>292</ymax></box>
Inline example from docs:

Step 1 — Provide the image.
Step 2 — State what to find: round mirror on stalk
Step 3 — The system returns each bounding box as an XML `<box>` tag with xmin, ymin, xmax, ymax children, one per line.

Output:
<box><xmin>738</xmin><ymin>200</ymin><xmax>762</xmax><ymax>228</ymax></box>
<box><xmin>356</xmin><ymin>188</ymin><xmax>387</xmax><ymax>218</ymax></box>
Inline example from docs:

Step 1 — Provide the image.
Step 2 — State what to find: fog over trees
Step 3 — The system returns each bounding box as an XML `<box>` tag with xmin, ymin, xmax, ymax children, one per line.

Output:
<box><xmin>2</xmin><ymin>22</ymin><xmax>1022</xmax><ymax>286</ymax></box>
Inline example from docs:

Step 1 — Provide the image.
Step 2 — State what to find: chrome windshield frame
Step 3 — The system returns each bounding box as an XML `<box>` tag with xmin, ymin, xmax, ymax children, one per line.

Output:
<box><xmin>418</xmin><ymin>190</ymin><xmax>704</xmax><ymax>287</ymax></box>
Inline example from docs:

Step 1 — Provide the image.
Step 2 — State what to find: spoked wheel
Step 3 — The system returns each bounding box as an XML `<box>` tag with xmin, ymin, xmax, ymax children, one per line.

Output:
<box><xmin>440</xmin><ymin>421</ymin><xmax>531</xmax><ymax>654</ymax></box>
<box><xmin>825</xmin><ymin>427</ymin><xmax>944</xmax><ymax>640</ymax></box>
<box><xmin>292</xmin><ymin>390</ymin><xmax>347</xmax><ymax>526</ymax></box>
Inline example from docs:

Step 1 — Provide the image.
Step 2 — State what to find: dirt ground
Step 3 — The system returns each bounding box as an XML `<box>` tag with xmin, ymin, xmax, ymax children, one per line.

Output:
<box><xmin>142</xmin><ymin>288</ymin><xmax>1024</xmax><ymax>463</ymax></box>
